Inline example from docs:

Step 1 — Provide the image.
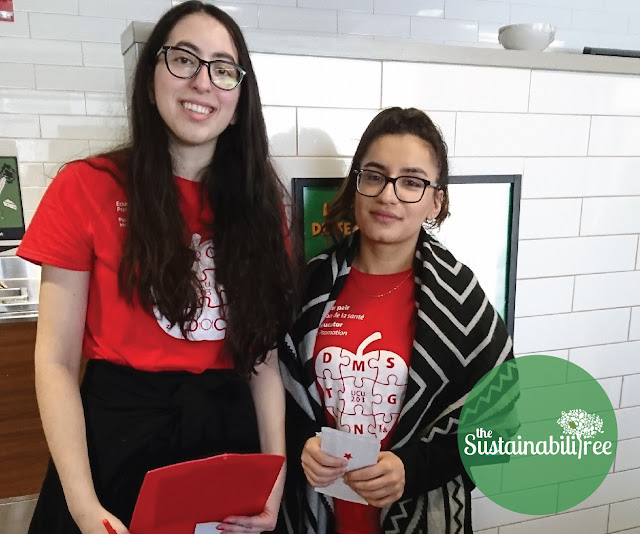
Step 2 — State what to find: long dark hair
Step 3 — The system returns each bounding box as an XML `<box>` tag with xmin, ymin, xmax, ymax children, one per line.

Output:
<box><xmin>90</xmin><ymin>1</ymin><xmax>295</xmax><ymax>375</ymax></box>
<box><xmin>325</xmin><ymin>107</ymin><xmax>450</xmax><ymax>241</ymax></box>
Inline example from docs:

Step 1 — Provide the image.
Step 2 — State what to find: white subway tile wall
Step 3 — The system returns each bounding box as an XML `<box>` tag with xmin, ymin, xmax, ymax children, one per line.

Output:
<box><xmin>0</xmin><ymin>1</ymin><xmax>639</xmax><ymax>533</ymax></box>
<box><xmin>621</xmin><ymin>373</ymin><xmax>640</xmax><ymax>408</ymax></box>
<box><xmin>617</xmin><ymin>406</ymin><xmax>640</xmax><ymax>440</ymax></box>
<box><xmin>609</xmin><ymin>498</ymin><xmax>640</xmax><ymax>533</ymax></box>
<box><xmin>573</xmin><ymin>271</ymin><xmax>640</xmax><ymax>311</ymax></box>
<box><xmin>0</xmin><ymin>11</ymin><xmax>29</xmax><ymax>37</ymax></box>
<box><xmin>381</xmin><ymin>63</ymin><xmax>530</xmax><ymax>112</ymax></box>
<box><xmin>514</xmin><ymin>308</ymin><xmax>631</xmax><ymax>354</ymax></box>
<box><xmin>338</xmin><ymin>12</ymin><xmax>410</xmax><ymax>38</ymax></box>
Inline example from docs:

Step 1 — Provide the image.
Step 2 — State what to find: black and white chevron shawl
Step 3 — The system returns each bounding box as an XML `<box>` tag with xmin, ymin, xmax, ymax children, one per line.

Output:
<box><xmin>278</xmin><ymin>228</ymin><xmax>515</xmax><ymax>534</ymax></box>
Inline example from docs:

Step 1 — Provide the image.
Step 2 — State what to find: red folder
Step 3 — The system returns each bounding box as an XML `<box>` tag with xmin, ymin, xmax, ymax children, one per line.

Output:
<box><xmin>129</xmin><ymin>453</ymin><xmax>285</xmax><ymax>534</ymax></box>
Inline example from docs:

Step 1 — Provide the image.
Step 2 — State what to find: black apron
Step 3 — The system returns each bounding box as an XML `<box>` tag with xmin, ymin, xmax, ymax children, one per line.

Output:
<box><xmin>29</xmin><ymin>359</ymin><xmax>260</xmax><ymax>533</ymax></box>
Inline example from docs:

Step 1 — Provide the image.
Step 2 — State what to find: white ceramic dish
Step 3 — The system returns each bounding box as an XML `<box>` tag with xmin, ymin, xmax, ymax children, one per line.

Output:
<box><xmin>498</xmin><ymin>23</ymin><xmax>556</xmax><ymax>51</ymax></box>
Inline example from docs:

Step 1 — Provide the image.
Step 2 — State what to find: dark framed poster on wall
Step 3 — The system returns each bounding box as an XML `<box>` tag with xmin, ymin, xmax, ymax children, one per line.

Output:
<box><xmin>291</xmin><ymin>175</ymin><xmax>521</xmax><ymax>336</ymax></box>
<box><xmin>0</xmin><ymin>156</ymin><xmax>26</xmax><ymax>255</ymax></box>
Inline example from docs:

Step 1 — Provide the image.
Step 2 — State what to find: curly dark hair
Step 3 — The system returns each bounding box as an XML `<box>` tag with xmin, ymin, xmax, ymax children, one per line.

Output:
<box><xmin>86</xmin><ymin>1</ymin><xmax>296</xmax><ymax>375</ymax></box>
<box><xmin>324</xmin><ymin>107</ymin><xmax>450</xmax><ymax>242</ymax></box>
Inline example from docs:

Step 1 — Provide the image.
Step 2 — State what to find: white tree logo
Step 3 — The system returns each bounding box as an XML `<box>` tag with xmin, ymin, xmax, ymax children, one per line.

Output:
<box><xmin>557</xmin><ymin>409</ymin><xmax>604</xmax><ymax>459</ymax></box>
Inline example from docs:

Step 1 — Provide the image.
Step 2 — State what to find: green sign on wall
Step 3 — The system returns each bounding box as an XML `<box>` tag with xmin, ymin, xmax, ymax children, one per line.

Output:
<box><xmin>0</xmin><ymin>156</ymin><xmax>26</xmax><ymax>242</ymax></box>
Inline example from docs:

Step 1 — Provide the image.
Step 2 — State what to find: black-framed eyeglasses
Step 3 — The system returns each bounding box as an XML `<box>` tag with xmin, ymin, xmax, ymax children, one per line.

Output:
<box><xmin>157</xmin><ymin>46</ymin><xmax>246</xmax><ymax>91</ymax></box>
<box><xmin>354</xmin><ymin>169</ymin><xmax>440</xmax><ymax>203</ymax></box>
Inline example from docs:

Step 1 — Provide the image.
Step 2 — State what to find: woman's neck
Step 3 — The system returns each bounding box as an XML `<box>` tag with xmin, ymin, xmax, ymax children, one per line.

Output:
<box><xmin>353</xmin><ymin>235</ymin><xmax>416</xmax><ymax>275</ymax></box>
<box><xmin>169</xmin><ymin>139</ymin><xmax>217</xmax><ymax>181</ymax></box>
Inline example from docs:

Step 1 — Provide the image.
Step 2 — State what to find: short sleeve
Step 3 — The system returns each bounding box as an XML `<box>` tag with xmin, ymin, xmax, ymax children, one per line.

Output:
<box><xmin>17</xmin><ymin>163</ymin><xmax>94</xmax><ymax>271</ymax></box>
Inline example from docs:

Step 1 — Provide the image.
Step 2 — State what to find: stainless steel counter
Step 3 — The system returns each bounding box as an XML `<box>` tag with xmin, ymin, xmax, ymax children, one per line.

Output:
<box><xmin>0</xmin><ymin>256</ymin><xmax>39</xmax><ymax>324</ymax></box>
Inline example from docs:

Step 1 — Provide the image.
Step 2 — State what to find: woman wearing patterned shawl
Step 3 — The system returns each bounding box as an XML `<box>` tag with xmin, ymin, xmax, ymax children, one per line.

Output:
<box><xmin>278</xmin><ymin>107</ymin><xmax>516</xmax><ymax>534</ymax></box>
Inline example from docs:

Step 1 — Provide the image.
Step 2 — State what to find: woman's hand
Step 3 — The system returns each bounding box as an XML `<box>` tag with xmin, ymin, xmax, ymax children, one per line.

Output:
<box><xmin>71</xmin><ymin>501</ymin><xmax>129</xmax><ymax>534</ymax></box>
<box><xmin>301</xmin><ymin>436</ymin><xmax>347</xmax><ymax>488</ymax></box>
<box><xmin>218</xmin><ymin>500</ymin><xmax>279</xmax><ymax>533</ymax></box>
<box><xmin>344</xmin><ymin>451</ymin><xmax>405</xmax><ymax>508</ymax></box>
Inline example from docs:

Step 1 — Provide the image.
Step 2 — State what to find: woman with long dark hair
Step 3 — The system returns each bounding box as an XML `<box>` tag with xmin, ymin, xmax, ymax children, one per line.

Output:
<box><xmin>279</xmin><ymin>107</ymin><xmax>516</xmax><ymax>533</ymax></box>
<box><xmin>17</xmin><ymin>2</ymin><xmax>294</xmax><ymax>533</ymax></box>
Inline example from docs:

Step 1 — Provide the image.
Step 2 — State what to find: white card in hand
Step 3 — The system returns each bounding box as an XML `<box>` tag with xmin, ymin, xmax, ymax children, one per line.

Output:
<box><xmin>315</xmin><ymin>427</ymin><xmax>380</xmax><ymax>505</ymax></box>
<box><xmin>194</xmin><ymin>522</ymin><xmax>221</xmax><ymax>534</ymax></box>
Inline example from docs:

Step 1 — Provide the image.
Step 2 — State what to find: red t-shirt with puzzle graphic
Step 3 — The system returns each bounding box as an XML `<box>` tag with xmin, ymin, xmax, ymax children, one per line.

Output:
<box><xmin>17</xmin><ymin>158</ymin><xmax>233</xmax><ymax>373</ymax></box>
<box><xmin>313</xmin><ymin>267</ymin><xmax>416</xmax><ymax>534</ymax></box>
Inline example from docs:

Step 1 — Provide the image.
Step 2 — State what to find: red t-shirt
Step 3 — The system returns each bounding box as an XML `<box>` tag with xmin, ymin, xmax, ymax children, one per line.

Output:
<box><xmin>17</xmin><ymin>158</ymin><xmax>233</xmax><ymax>373</ymax></box>
<box><xmin>313</xmin><ymin>267</ymin><xmax>416</xmax><ymax>534</ymax></box>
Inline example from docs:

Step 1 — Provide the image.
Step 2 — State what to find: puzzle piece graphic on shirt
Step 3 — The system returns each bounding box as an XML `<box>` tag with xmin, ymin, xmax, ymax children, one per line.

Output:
<box><xmin>316</xmin><ymin>332</ymin><xmax>410</xmax><ymax>440</ymax></box>
<box><xmin>367</xmin><ymin>349</ymin><xmax>410</xmax><ymax>386</ymax></box>
<box><xmin>337</xmin><ymin>332</ymin><xmax>382</xmax><ymax>387</ymax></box>
<box><xmin>338</xmin><ymin>404</ymin><xmax>377</xmax><ymax>437</ymax></box>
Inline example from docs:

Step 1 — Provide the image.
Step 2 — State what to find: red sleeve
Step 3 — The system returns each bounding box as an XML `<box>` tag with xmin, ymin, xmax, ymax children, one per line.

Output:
<box><xmin>17</xmin><ymin>163</ymin><xmax>94</xmax><ymax>271</ymax></box>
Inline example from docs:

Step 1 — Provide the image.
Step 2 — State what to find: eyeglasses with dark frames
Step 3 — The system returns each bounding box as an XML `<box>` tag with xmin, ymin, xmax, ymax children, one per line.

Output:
<box><xmin>157</xmin><ymin>45</ymin><xmax>246</xmax><ymax>91</ymax></box>
<box><xmin>354</xmin><ymin>169</ymin><xmax>440</xmax><ymax>203</ymax></box>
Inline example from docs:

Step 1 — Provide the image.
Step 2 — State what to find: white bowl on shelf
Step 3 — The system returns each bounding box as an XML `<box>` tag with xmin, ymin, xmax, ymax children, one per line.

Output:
<box><xmin>498</xmin><ymin>23</ymin><xmax>556</xmax><ymax>51</ymax></box>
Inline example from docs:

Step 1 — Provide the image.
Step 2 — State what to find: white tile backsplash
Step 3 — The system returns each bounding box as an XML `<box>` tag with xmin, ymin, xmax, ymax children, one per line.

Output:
<box><xmin>18</xmin><ymin>163</ymin><xmax>45</xmax><ymax>187</ymax></box>
<box><xmin>214</xmin><ymin>3</ymin><xmax>258</xmax><ymax>28</ymax></box>
<box><xmin>13</xmin><ymin>0</ymin><xmax>79</xmax><ymax>14</ymax></box>
<box><xmin>374</xmin><ymin>0</ymin><xmax>444</xmax><ymax>17</ymax></box>
<box><xmin>472</xmin><ymin>496</ymin><xmax>539</xmax><ymax>531</ymax></box>
<box><xmin>82</xmin><ymin>43</ymin><xmax>125</xmax><ymax>68</ymax></box>
<box><xmin>581</xmin><ymin>197</ymin><xmax>640</xmax><ymax>236</ymax></box>
<box><xmin>569</xmin><ymin>341</ymin><xmax>640</xmax><ymax>379</ymax></box>
<box><xmin>0</xmin><ymin>11</ymin><xmax>30</xmax><ymax>37</ymax></box>
<box><xmin>514</xmin><ymin>277</ymin><xmax>574</xmax><ymax>317</ymax></box>
<box><xmin>272</xmin><ymin>157</ymin><xmax>351</xmax><ymax>189</ymax></box>
<box><xmin>519</xmin><ymin>198</ymin><xmax>581</xmax><ymax>239</ymax></box>
<box><xmin>78</xmin><ymin>0</ymin><xmax>170</xmax><ymax>20</ymax></box>
<box><xmin>29</xmin><ymin>13</ymin><xmax>126</xmax><ymax>42</ymax></box>
<box><xmin>382</xmin><ymin>63</ymin><xmax>530</xmax><ymax>112</ymax></box>
<box><xmin>517</xmin><ymin>236</ymin><xmax>637</xmax><ymax>278</ymax></box>
<box><xmin>0</xmin><ymin>113</ymin><xmax>40</xmax><ymax>138</ymax></box>
<box><xmin>449</xmin><ymin>157</ymin><xmax>524</xmax><ymax>176</ymax></box>
<box><xmin>85</xmin><ymin>93</ymin><xmax>126</xmax><ymax>117</ymax></box>
<box><xmin>411</xmin><ymin>16</ymin><xmax>478</xmax><ymax>43</ymax></box>
<box><xmin>571</xmin><ymin>8</ymin><xmax>629</xmax><ymax>34</ymax></box>
<box><xmin>338</xmin><ymin>12</ymin><xmax>410</xmax><ymax>38</ymax></box>
<box><xmin>297</xmin><ymin>107</ymin><xmax>379</xmax><ymax>157</ymax></box>
<box><xmin>574</xmin><ymin>271</ymin><xmax>640</xmax><ymax>311</ymax></box>
<box><xmin>530</xmin><ymin>71</ymin><xmax>640</xmax><ymax>116</ymax></box>
<box><xmin>445</xmin><ymin>0</ymin><xmax>510</xmax><ymax>24</ymax></box>
<box><xmin>499</xmin><ymin>505</ymin><xmax>609</xmax><ymax>534</ymax></box>
<box><xmin>40</xmin><ymin>115</ymin><xmax>128</xmax><ymax>141</ymax></box>
<box><xmin>615</xmin><ymin>437</ymin><xmax>640</xmax><ymax>472</ymax></box>
<box><xmin>513</xmin><ymin>308</ymin><xmax>630</xmax><ymax>354</ymax></box>
<box><xmin>522</xmin><ymin>158</ymin><xmax>640</xmax><ymax>199</ymax></box>
<box><xmin>616</xmin><ymin>406</ymin><xmax>640</xmax><ymax>441</ymax></box>
<box><xmin>20</xmin><ymin>186</ymin><xmax>46</xmax><ymax>211</ymax></box>
<box><xmin>609</xmin><ymin>497</ymin><xmax>640</xmax><ymax>533</ymax></box>
<box><xmin>0</xmin><ymin>63</ymin><xmax>35</xmax><ymax>89</ymax></box>
<box><xmin>262</xmin><ymin>106</ymin><xmax>296</xmax><ymax>157</ymax></box>
<box><xmin>621</xmin><ymin>374</ymin><xmax>640</xmax><ymax>408</ymax></box>
<box><xmin>509</xmin><ymin>4</ymin><xmax>572</xmax><ymax>27</ymax></box>
<box><xmin>252</xmin><ymin>53</ymin><xmax>381</xmax><ymax>108</ymax></box>
<box><xmin>0</xmin><ymin>89</ymin><xmax>86</xmax><ymax>115</ymax></box>
<box><xmin>15</xmin><ymin>139</ymin><xmax>90</xmax><ymax>163</ymax></box>
<box><xmin>569</xmin><ymin>468</ymin><xmax>640</xmax><ymax>512</ymax></box>
<box><xmin>590</xmin><ymin>117</ymin><xmax>640</xmax><ymax>156</ymax></box>
<box><xmin>599</xmin><ymin>376</ymin><xmax>622</xmax><ymax>408</ymax></box>
<box><xmin>35</xmin><ymin>65</ymin><xmax>125</xmax><ymax>92</ymax></box>
<box><xmin>258</xmin><ymin>6</ymin><xmax>337</xmax><ymax>33</ymax></box>
<box><xmin>456</xmin><ymin>113</ymin><xmax>590</xmax><ymax>157</ymax></box>
<box><xmin>300</xmin><ymin>0</ymin><xmax>372</xmax><ymax>11</ymax></box>
<box><xmin>0</xmin><ymin>37</ymin><xmax>83</xmax><ymax>65</ymax></box>
<box><xmin>630</xmin><ymin>307</ymin><xmax>640</xmax><ymax>342</ymax></box>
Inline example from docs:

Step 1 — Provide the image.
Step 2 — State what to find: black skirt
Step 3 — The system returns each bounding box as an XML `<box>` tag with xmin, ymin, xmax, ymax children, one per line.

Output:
<box><xmin>29</xmin><ymin>359</ymin><xmax>260</xmax><ymax>534</ymax></box>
